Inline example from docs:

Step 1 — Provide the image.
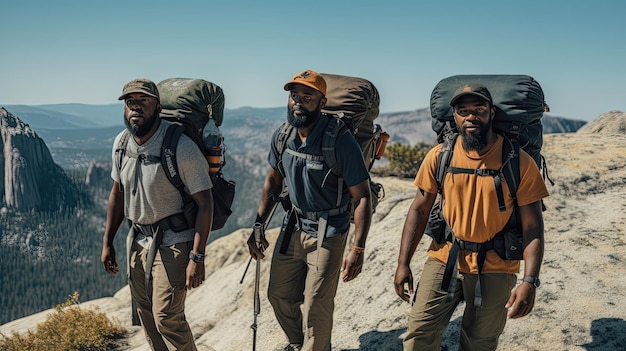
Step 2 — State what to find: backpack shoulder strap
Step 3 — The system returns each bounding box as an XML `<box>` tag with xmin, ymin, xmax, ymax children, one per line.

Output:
<box><xmin>321</xmin><ymin>116</ymin><xmax>349</xmax><ymax>176</ymax></box>
<box><xmin>160</xmin><ymin>123</ymin><xmax>186</xmax><ymax>192</ymax></box>
<box><xmin>114</xmin><ymin>130</ymin><xmax>132</xmax><ymax>192</ymax></box>
<box><xmin>435</xmin><ymin>123</ymin><xmax>458</xmax><ymax>193</ymax></box>
<box><xmin>500</xmin><ymin>134</ymin><xmax>520</xmax><ymax>202</ymax></box>
<box><xmin>276</xmin><ymin>122</ymin><xmax>294</xmax><ymax>178</ymax></box>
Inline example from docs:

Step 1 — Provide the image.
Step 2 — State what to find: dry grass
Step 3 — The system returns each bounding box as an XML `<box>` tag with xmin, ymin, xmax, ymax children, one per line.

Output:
<box><xmin>0</xmin><ymin>292</ymin><xmax>126</xmax><ymax>351</ymax></box>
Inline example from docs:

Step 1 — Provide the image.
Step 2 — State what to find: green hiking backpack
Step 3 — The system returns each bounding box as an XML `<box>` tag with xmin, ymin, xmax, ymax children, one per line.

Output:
<box><xmin>426</xmin><ymin>74</ymin><xmax>552</xmax><ymax>307</ymax></box>
<box><xmin>276</xmin><ymin>74</ymin><xmax>388</xmax><ymax>219</ymax></box>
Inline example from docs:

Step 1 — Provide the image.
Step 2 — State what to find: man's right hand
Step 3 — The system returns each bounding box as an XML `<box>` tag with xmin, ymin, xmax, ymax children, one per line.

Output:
<box><xmin>394</xmin><ymin>264</ymin><xmax>414</xmax><ymax>303</ymax></box>
<box><xmin>101</xmin><ymin>245</ymin><xmax>119</xmax><ymax>275</ymax></box>
<box><xmin>247</xmin><ymin>229</ymin><xmax>269</xmax><ymax>260</ymax></box>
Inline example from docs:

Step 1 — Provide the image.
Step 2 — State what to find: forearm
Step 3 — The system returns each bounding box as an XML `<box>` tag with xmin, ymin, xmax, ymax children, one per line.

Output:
<box><xmin>397</xmin><ymin>189</ymin><xmax>435</xmax><ymax>266</ymax></box>
<box><xmin>351</xmin><ymin>195</ymin><xmax>372</xmax><ymax>248</ymax></box>
<box><xmin>103</xmin><ymin>185</ymin><xmax>125</xmax><ymax>246</ymax></box>
<box><xmin>523</xmin><ymin>237</ymin><xmax>543</xmax><ymax>277</ymax></box>
<box><xmin>520</xmin><ymin>201</ymin><xmax>545</xmax><ymax>277</ymax></box>
<box><xmin>256</xmin><ymin>170</ymin><xmax>283</xmax><ymax>223</ymax></box>
<box><xmin>192</xmin><ymin>201</ymin><xmax>213</xmax><ymax>254</ymax></box>
<box><xmin>397</xmin><ymin>209</ymin><xmax>426</xmax><ymax>266</ymax></box>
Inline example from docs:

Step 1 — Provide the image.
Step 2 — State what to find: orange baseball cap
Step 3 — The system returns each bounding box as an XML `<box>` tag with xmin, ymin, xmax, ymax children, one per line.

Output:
<box><xmin>283</xmin><ymin>69</ymin><xmax>327</xmax><ymax>96</ymax></box>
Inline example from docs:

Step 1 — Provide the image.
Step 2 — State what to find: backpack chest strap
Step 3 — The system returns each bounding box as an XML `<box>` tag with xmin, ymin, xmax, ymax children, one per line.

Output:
<box><xmin>447</xmin><ymin>166</ymin><xmax>507</xmax><ymax>212</ymax></box>
<box><xmin>284</xmin><ymin>148</ymin><xmax>324</xmax><ymax>162</ymax></box>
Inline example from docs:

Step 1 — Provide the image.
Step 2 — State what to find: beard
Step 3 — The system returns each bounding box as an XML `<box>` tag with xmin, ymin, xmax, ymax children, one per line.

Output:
<box><xmin>460</xmin><ymin>118</ymin><xmax>492</xmax><ymax>151</ymax></box>
<box><xmin>287</xmin><ymin>103</ymin><xmax>322</xmax><ymax>128</ymax></box>
<box><xmin>124</xmin><ymin>110</ymin><xmax>159</xmax><ymax>138</ymax></box>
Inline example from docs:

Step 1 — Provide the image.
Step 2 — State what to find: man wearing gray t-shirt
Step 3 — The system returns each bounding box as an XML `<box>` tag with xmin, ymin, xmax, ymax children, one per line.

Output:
<box><xmin>101</xmin><ymin>78</ymin><xmax>213</xmax><ymax>351</ymax></box>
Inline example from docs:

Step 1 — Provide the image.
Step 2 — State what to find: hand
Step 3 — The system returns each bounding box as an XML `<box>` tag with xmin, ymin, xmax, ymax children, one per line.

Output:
<box><xmin>186</xmin><ymin>260</ymin><xmax>206</xmax><ymax>290</ymax></box>
<box><xmin>394</xmin><ymin>264</ymin><xmax>414</xmax><ymax>303</ymax></box>
<box><xmin>247</xmin><ymin>229</ymin><xmax>269</xmax><ymax>260</ymax></box>
<box><xmin>341</xmin><ymin>249</ymin><xmax>364</xmax><ymax>282</ymax></box>
<box><xmin>101</xmin><ymin>245</ymin><xmax>119</xmax><ymax>275</ymax></box>
<box><xmin>505</xmin><ymin>281</ymin><xmax>536</xmax><ymax>318</ymax></box>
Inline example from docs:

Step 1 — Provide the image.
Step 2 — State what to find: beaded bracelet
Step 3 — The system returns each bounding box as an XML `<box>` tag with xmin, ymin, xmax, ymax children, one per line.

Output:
<box><xmin>351</xmin><ymin>246</ymin><xmax>365</xmax><ymax>254</ymax></box>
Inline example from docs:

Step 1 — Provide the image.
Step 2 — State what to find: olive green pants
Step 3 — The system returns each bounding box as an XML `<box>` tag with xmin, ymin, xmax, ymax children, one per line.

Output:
<box><xmin>129</xmin><ymin>240</ymin><xmax>197</xmax><ymax>351</ymax></box>
<box><xmin>268</xmin><ymin>230</ymin><xmax>348</xmax><ymax>351</ymax></box>
<box><xmin>404</xmin><ymin>256</ymin><xmax>516</xmax><ymax>351</ymax></box>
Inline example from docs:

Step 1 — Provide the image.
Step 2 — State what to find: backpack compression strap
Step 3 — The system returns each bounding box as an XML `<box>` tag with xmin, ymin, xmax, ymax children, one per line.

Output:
<box><xmin>446</xmin><ymin>135</ymin><xmax>518</xmax><ymax>213</ymax></box>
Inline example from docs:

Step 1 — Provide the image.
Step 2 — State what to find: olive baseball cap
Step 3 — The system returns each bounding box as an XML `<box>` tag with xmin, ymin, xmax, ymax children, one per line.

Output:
<box><xmin>449</xmin><ymin>83</ymin><xmax>493</xmax><ymax>106</ymax></box>
<box><xmin>118</xmin><ymin>78</ymin><xmax>160</xmax><ymax>101</ymax></box>
<box><xmin>283</xmin><ymin>69</ymin><xmax>327</xmax><ymax>96</ymax></box>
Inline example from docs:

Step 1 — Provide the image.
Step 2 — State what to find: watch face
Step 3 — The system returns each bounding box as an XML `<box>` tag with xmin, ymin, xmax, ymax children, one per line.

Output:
<box><xmin>524</xmin><ymin>277</ymin><xmax>540</xmax><ymax>288</ymax></box>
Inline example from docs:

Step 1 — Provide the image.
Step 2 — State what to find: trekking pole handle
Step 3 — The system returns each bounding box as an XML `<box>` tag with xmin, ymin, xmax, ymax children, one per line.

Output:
<box><xmin>253</xmin><ymin>222</ymin><xmax>263</xmax><ymax>247</ymax></box>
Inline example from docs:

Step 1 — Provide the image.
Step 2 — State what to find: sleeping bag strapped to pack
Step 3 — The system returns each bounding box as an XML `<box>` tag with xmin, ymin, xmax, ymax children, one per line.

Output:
<box><xmin>156</xmin><ymin>78</ymin><xmax>235</xmax><ymax>231</ymax></box>
<box><xmin>430</xmin><ymin>74</ymin><xmax>548</xmax><ymax>167</ymax></box>
<box><xmin>320</xmin><ymin>73</ymin><xmax>384</xmax><ymax>171</ymax></box>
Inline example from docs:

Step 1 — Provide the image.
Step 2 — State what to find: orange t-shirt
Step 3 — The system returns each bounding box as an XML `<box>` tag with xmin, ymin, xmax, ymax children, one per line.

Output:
<box><xmin>414</xmin><ymin>135</ymin><xmax>549</xmax><ymax>274</ymax></box>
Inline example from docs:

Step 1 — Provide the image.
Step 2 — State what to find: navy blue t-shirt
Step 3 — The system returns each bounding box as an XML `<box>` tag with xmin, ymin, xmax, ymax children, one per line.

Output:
<box><xmin>268</xmin><ymin>114</ymin><xmax>370</xmax><ymax>237</ymax></box>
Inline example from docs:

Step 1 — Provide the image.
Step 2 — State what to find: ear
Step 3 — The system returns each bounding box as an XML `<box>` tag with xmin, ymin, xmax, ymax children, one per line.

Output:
<box><xmin>319</xmin><ymin>96</ymin><xmax>327</xmax><ymax>108</ymax></box>
<box><xmin>490</xmin><ymin>105</ymin><xmax>495</xmax><ymax>119</ymax></box>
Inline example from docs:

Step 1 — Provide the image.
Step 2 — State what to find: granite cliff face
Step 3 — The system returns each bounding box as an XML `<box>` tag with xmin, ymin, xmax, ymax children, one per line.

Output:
<box><xmin>0</xmin><ymin>107</ymin><xmax>86</xmax><ymax>211</ymax></box>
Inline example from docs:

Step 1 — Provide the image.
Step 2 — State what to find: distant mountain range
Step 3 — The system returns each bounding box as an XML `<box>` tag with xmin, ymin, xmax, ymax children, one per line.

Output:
<box><xmin>3</xmin><ymin>103</ymin><xmax>587</xmax><ymax>147</ymax></box>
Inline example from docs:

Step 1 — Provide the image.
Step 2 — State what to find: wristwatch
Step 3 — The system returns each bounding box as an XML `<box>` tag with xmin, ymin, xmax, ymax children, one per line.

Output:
<box><xmin>189</xmin><ymin>251</ymin><xmax>206</xmax><ymax>263</ymax></box>
<box><xmin>523</xmin><ymin>276</ymin><xmax>541</xmax><ymax>288</ymax></box>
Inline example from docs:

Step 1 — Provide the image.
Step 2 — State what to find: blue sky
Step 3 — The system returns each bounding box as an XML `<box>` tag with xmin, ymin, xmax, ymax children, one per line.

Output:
<box><xmin>1</xmin><ymin>0</ymin><xmax>624</xmax><ymax>121</ymax></box>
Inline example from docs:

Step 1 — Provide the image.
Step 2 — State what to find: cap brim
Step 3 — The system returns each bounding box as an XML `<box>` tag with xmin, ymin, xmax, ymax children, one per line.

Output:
<box><xmin>283</xmin><ymin>82</ymin><xmax>324</xmax><ymax>96</ymax></box>
<box><xmin>118</xmin><ymin>90</ymin><xmax>159</xmax><ymax>101</ymax></box>
<box><xmin>450</xmin><ymin>92</ymin><xmax>491</xmax><ymax>106</ymax></box>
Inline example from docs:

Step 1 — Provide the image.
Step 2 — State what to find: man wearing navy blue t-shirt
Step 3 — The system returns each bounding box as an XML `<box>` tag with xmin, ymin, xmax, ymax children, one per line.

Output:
<box><xmin>247</xmin><ymin>69</ymin><xmax>372</xmax><ymax>351</ymax></box>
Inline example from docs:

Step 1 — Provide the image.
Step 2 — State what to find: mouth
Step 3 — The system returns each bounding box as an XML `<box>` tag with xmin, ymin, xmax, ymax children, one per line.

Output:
<box><xmin>463</xmin><ymin>124</ymin><xmax>481</xmax><ymax>133</ymax></box>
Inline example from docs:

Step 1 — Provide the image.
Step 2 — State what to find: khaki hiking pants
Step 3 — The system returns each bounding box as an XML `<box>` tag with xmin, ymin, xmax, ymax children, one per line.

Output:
<box><xmin>268</xmin><ymin>229</ymin><xmax>348</xmax><ymax>351</ymax></box>
<box><xmin>129</xmin><ymin>240</ymin><xmax>197</xmax><ymax>351</ymax></box>
<box><xmin>404</xmin><ymin>256</ymin><xmax>516</xmax><ymax>351</ymax></box>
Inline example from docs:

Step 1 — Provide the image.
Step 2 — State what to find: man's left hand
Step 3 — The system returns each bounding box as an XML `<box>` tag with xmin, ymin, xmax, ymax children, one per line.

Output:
<box><xmin>505</xmin><ymin>282</ymin><xmax>536</xmax><ymax>318</ymax></box>
<box><xmin>186</xmin><ymin>260</ymin><xmax>206</xmax><ymax>290</ymax></box>
<box><xmin>341</xmin><ymin>249</ymin><xmax>364</xmax><ymax>282</ymax></box>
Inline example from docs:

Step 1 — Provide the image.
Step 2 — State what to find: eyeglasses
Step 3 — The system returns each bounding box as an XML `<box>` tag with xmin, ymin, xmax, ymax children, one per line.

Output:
<box><xmin>454</xmin><ymin>106</ymin><xmax>489</xmax><ymax>117</ymax></box>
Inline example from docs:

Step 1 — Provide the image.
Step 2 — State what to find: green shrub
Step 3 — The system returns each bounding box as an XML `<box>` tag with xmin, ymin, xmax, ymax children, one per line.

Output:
<box><xmin>0</xmin><ymin>292</ymin><xmax>126</xmax><ymax>351</ymax></box>
<box><xmin>378</xmin><ymin>142</ymin><xmax>433</xmax><ymax>178</ymax></box>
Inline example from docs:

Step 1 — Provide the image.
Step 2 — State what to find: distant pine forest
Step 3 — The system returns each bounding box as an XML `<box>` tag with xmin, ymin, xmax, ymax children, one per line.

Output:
<box><xmin>0</xmin><ymin>145</ymin><xmax>277</xmax><ymax>325</ymax></box>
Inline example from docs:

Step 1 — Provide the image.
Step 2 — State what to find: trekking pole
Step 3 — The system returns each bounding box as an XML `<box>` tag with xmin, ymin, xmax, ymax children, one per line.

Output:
<box><xmin>251</xmin><ymin>222</ymin><xmax>263</xmax><ymax>351</ymax></box>
<box><xmin>240</xmin><ymin>200</ymin><xmax>280</xmax><ymax>283</ymax></box>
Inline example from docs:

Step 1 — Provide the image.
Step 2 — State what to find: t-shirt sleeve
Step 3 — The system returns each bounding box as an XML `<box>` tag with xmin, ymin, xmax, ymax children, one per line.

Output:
<box><xmin>110</xmin><ymin>131</ymin><xmax>125</xmax><ymax>183</ymax></box>
<box><xmin>335</xmin><ymin>130</ymin><xmax>370</xmax><ymax>187</ymax></box>
<box><xmin>268</xmin><ymin>127</ymin><xmax>281</xmax><ymax>170</ymax></box>
<box><xmin>413</xmin><ymin>144</ymin><xmax>441</xmax><ymax>194</ymax></box>
<box><xmin>177</xmin><ymin>135</ymin><xmax>213</xmax><ymax>195</ymax></box>
<box><xmin>516</xmin><ymin>150</ymin><xmax>550</xmax><ymax>206</ymax></box>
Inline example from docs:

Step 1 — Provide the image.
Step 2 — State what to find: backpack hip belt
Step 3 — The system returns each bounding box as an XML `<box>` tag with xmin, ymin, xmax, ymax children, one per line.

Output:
<box><xmin>292</xmin><ymin>203</ymin><xmax>350</xmax><ymax>221</ymax></box>
<box><xmin>440</xmin><ymin>233</ymin><xmax>499</xmax><ymax>309</ymax></box>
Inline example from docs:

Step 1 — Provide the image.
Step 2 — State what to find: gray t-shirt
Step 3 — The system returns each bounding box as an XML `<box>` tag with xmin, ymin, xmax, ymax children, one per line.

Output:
<box><xmin>111</xmin><ymin>120</ymin><xmax>212</xmax><ymax>247</ymax></box>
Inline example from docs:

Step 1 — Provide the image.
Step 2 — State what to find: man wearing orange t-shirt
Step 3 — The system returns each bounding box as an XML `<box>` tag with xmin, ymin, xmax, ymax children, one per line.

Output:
<box><xmin>394</xmin><ymin>83</ymin><xmax>549</xmax><ymax>351</ymax></box>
